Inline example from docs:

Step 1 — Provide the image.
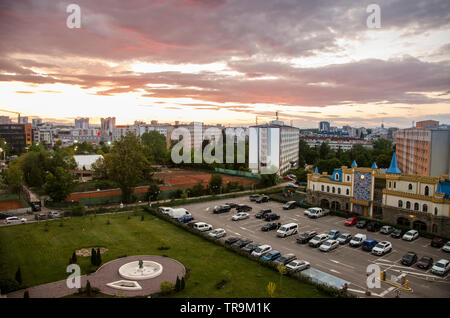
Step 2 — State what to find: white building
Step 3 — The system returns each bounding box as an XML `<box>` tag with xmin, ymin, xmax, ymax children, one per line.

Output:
<box><xmin>249</xmin><ymin>121</ymin><xmax>299</xmax><ymax>175</ymax></box>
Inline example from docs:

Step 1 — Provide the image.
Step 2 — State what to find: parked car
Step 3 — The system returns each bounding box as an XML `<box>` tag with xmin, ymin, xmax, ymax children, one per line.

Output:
<box><xmin>264</xmin><ymin>213</ymin><xmax>280</xmax><ymax>221</ymax></box>
<box><xmin>283</xmin><ymin>201</ymin><xmax>297</xmax><ymax>210</ymax></box>
<box><xmin>273</xmin><ymin>253</ymin><xmax>297</xmax><ymax>266</ymax></box>
<box><xmin>286</xmin><ymin>183</ymin><xmax>299</xmax><ymax>189</ymax></box>
<box><xmin>344</xmin><ymin>217</ymin><xmax>358</xmax><ymax>226</ymax></box>
<box><xmin>213</xmin><ymin>205</ymin><xmax>231</xmax><ymax>214</ymax></box>
<box><xmin>283</xmin><ymin>176</ymin><xmax>294</xmax><ymax>181</ymax></box>
<box><xmin>286</xmin><ymin>260</ymin><xmax>310</xmax><ymax>272</ymax></box>
<box><xmin>193</xmin><ymin>222</ymin><xmax>212</xmax><ymax>232</ymax></box>
<box><xmin>328</xmin><ymin>229</ymin><xmax>341</xmax><ymax>240</ymax></box>
<box><xmin>232</xmin><ymin>212</ymin><xmax>250</xmax><ymax>221</ymax></box>
<box><xmin>255</xmin><ymin>209</ymin><xmax>272</xmax><ymax>219</ymax></box>
<box><xmin>417</xmin><ymin>256</ymin><xmax>433</xmax><ymax>270</ymax></box>
<box><xmin>337</xmin><ymin>233</ymin><xmax>352</xmax><ymax>245</ymax></box>
<box><xmin>372</xmin><ymin>241</ymin><xmax>392</xmax><ymax>256</ymax></box>
<box><xmin>442</xmin><ymin>241</ymin><xmax>450</xmax><ymax>253</ymax></box>
<box><xmin>401</xmin><ymin>251</ymin><xmax>418</xmax><ymax>266</ymax></box>
<box><xmin>232</xmin><ymin>239</ymin><xmax>252</xmax><ymax>248</ymax></box>
<box><xmin>296</xmin><ymin>231</ymin><xmax>317</xmax><ymax>244</ymax></box>
<box><xmin>241</xmin><ymin>242</ymin><xmax>260</xmax><ymax>253</ymax></box>
<box><xmin>431</xmin><ymin>259</ymin><xmax>450</xmax><ymax>276</ymax></box>
<box><xmin>261</xmin><ymin>250</ymin><xmax>281</xmax><ymax>261</ymax></box>
<box><xmin>361</xmin><ymin>239</ymin><xmax>378</xmax><ymax>252</ymax></box>
<box><xmin>261</xmin><ymin>222</ymin><xmax>281</xmax><ymax>232</ymax></box>
<box><xmin>225</xmin><ymin>237</ymin><xmax>241</xmax><ymax>245</ymax></box>
<box><xmin>236</xmin><ymin>204</ymin><xmax>252</xmax><ymax>212</ymax></box>
<box><xmin>349</xmin><ymin>233</ymin><xmax>367</xmax><ymax>247</ymax></box>
<box><xmin>287</xmin><ymin>174</ymin><xmax>297</xmax><ymax>180</ymax></box>
<box><xmin>431</xmin><ymin>237</ymin><xmax>445</xmax><ymax>248</ymax></box>
<box><xmin>251</xmin><ymin>245</ymin><xmax>272</xmax><ymax>257</ymax></box>
<box><xmin>30</xmin><ymin>201</ymin><xmax>42</xmax><ymax>212</ymax></box>
<box><xmin>356</xmin><ymin>219</ymin><xmax>368</xmax><ymax>228</ymax></box>
<box><xmin>276</xmin><ymin>223</ymin><xmax>298</xmax><ymax>238</ymax></box>
<box><xmin>303</xmin><ymin>208</ymin><xmax>315</xmax><ymax>217</ymax></box>
<box><xmin>0</xmin><ymin>213</ymin><xmax>10</xmax><ymax>220</ymax></box>
<box><xmin>309</xmin><ymin>234</ymin><xmax>328</xmax><ymax>248</ymax></box>
<box><xmin>367</xmin><ymin>222</ymin><xmax>382</xmax><ymax>232</ymax></box>
<box><xmin>249</xmin><ymin>194</ymin><xmax>262</xmax><ymax>202</ymax></box>
<box><xmin>4</xmin><ymin>216</ymin><xmax>27</xmax><ymax>224</ymax></box>
<box><xmin>308</xmin><ymin>208</ymin><xmax>328</xmax><ymax>219</ymax></box>
<box><xmin>256</xmin><ymin>195</ymin><xmax>270</xmax><ymax>203</ymax></box>
<box><xmin>208</xmin><ymin>228</ymin><xmax>226</xmax><ymax>238</ymax></box>
<box><xmin>319</xmin><ymin>239</ymin><xmax>339</xmax><ymax>252</ymax></box>
<box><xmin>177</xmin><ymin>214</ymin><xmax>194</xmax><ymax>223</ymax></box>
<box><xmin>391</xmin><ymin>228</ymin><xmax>405</xmax><ymax>239</ymax></box>
<box><xmin>158</xmin><ymin>207</ymin><xmax>173</xmax><ymax>214</ymax></box>
<box><xmin>225</xmin><ymin>203</ymin><xmax>239</xmax><ymax>208</ymax></box>
<box><xmin>402</xmin><ymin>230</ymin><xmax>419</xmax><ymax>241</ymax></box>
<box><xmin>380</xmin><ymin>225</ymin><xmax>395</xmax><ymax>235</ymax></box>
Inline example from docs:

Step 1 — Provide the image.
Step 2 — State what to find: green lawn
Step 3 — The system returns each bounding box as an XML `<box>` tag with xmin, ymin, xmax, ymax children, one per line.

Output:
<box><xmin>0</xmin><ymin>212</ymin><xmax>327</xmax><ymax>298</ymax></box>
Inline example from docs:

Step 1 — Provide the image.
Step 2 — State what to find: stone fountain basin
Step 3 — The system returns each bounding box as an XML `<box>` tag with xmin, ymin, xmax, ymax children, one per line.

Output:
<box><xmin>118</xmin><ymin>261</ymin><xmax>163</xmax><ymax>280</ymax></box>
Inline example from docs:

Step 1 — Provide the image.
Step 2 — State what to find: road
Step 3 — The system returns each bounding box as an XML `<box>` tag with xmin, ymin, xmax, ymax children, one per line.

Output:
<box><xmin>178</xmin><ymin>196</ymin><xmax>450</xmax><ymax>298</ymax></box>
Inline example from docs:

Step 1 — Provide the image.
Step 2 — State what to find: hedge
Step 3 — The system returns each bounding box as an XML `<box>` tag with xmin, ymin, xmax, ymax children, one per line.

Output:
<box><xmin>142</xmin><ymin>205</ymin><xmax>354</xmax><ymax>298</ymax></box>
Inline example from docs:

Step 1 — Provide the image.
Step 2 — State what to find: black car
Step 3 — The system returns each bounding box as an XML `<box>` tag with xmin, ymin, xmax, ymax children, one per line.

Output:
<box><xmin>416</xmin><ymin>256</ymin><xmax>433</xmax><ymax>270</ymax></box>
<box><xmin>213</xmin><ymin>205</ymin><xmax>232</xmax><ymax>214</ymax></box>
<box><xmin>283</xmin><ymin>201</ymin><xmax>297</xmax><ymax>210</ymax></box>
<box><xmin>249</xmin><ymin>194</ymin><xmax>262</xmax><ymax>202</ymax></box>
<box><xmin>225</xmin><ymin>203</ymin><xmax>239</xmax><ymax>209</ymax></box>
<box><xmin>356</xmin><ymin>220</ymin><xmax>368</xmax><ymax>228</ymax></box>
<box><xmin>30</xmin><ymin>201</ymin><xmax>42</xmax><ymax>212</ymax></box>
<box><xmin>261</xmin><ymin>222</ymin><xmax>281</xmax><ymax>232</ymax></box>
<box><xmin>296</xmin><ymin>231</ymin><xmax>317</xmax><ymax>244</ymax></box>
<box><xmin>367</xmin><ymin>222</ymin><xmax>381</xmax><ymax>232</ymax></box>
<box><xmin>232</xmin><ymin>239</ymin><xmax>253</xmax><ymax>248</ymax></box>
<box><xmin>391</xmin><ymin>228</ymin><xmax>405</xmax><ymax>238</ymax></box>
<box><xmin>241</xmin><ymin>243</ymin><xmax>260</xmax><ymax>253</ymax></box>
<box><xmin>255</xmin><ymin>209</ymin><xmax>272</xmax><ymax>219</ymax></box>
<box><xmin>256</xmin><ymin>195</ymin><xmax>270</xmax><ymax>203</ymax></box>
<box><xmin>264</xmin><ymin>213</ymin><xmax>280</xmax><ymax>221</ymax></box>
<box><xmin>273</xmin><ymin>253</ymin><xmax>297</xmax><ymax>266</ymax></box>
<box><xmin>225</xmin><ymin>237</ymin><xmax>241</xmax><ymax>245</ymax></box>
<box><xmin>236</xmin><ymin>204</ymin><xmax>252</xmax><ymax>212</ymax></box>
<box><xmin>401</xmin><ymin>251</ymin><xmax>418</xmax><ymax>266</ymax></box>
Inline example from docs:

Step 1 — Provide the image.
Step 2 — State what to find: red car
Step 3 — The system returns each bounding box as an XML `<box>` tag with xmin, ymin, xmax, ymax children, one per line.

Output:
<box><xmin>344</xmin><ymin>217</ymin><xmax>358</xmax><ymax>226</ymax></box>
<box><xmin>431</xmin><ymin>237</ymin><xmax>445</xmax><ymax>248</ymax></box>
<box><xmin>283</xmin><ymin>176</ymin><xmax>294</xmax><ymax>181</ymax></box>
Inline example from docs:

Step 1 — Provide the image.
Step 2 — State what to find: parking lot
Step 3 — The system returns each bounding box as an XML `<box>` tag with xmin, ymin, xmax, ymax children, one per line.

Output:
<box><xmin>181</xmin><ymin>196</ymin><xmax>450</xmax><ymax>298</ymax></box>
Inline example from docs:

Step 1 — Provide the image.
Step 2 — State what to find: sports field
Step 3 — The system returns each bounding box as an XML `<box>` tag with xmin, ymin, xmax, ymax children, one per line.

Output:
<box><xmin>0</xmin><ymin>194</ymin><xmax>25</xmax><ymax>211</ymax></box>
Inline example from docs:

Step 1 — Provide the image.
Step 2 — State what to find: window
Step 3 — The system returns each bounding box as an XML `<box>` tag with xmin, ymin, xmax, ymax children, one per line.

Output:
<box><xmin>434</xmin><ymin>207</ymin><xmax>438</xmax><ymax>216</ymax></box>
<box><xmin>338</xmin><ymin>188</ymin><xmax>341</xmax><ymax>194</ymax></box>
<box><xmin>332</xmin><ymin>187</ymin><xmax>335</xmax><ymax>193</ymax></box>
<box><xmin>347</xmin><ymin>176</ymin><xmax>350</xmax><ymax>182</ymax></box>
<box><xmin>346</xmin><ymin>189</ymin><xmax>349</xmax><ymax>195</ymax></box>
<box><xmin>389</xmin><ymin>181</ymin><xmax>392</xmax><ymax>188</ymax></box>
<box><xmin>398</xmin><ymin>200</ymin><xmax>403</xmax><ymax>208</ymax></box>
<box><xmin>327</xmin><ymin>186</ymin><xmax>330</xmax><ymax>192</ymax></box>
<box><xmin>321</xmin><ymin>185</ymin><xmax>324</xmax><ymax>191</ymax></box>
<box><xmin>406</xmin><ymin>201</ymin><xmax>411</xmax><ymax>209</ymax></box>
<box><xmin>423</xmin><ymin>204</ymin><xmax>428</xmax><ymax>212</ymax></box>
<box><xmin>408</xmin><ymin>184</ymin><xmax>413</xmax><ymax>191</ymax></box>
<box><xmin>394</xmin><ymin>182</ymin><xmax>396</xmax><ymax>189</ymax></box>
<box><xmin>414</xmin><ymin>203</ymin><xmax>419</xmax><ymax>211</ymax></box>
<box><xmin>425</xmin><ymin>186</ymin><xmax>429</xmax><ymax>196</ymax></box>
<box><xmin>335</xmin><ymin>173</ymin><xmax>339</xmax><ymax>180</ymax></box>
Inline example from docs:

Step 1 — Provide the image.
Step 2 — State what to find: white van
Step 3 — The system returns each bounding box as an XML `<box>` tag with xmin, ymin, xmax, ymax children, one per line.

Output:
<box><xmin>158</xmin><ymin>207</ymin><xmax>173</xmax><ymax>215</ymax></box>
<box><xmin>276</xmin><ymin>223</ymin><xmax>299</xmax><ymax>238</ymax></box>
<box><xmin>193</xmin><ymin>222</ymin><xmax>212</xmax><ymax>232</ymax></box>
<box><xmin>308</xmin><ymin>208</ymin><xmax>328</xmax><ymax>219</ymax></box>
<box><xmin>349</xmin><ymin>233</ymin><xmax>367</xmax><ymax>247</ymax></box>
<box><xmin>167</xmin><ymin>208</ymin><xmax>190</xmax><ymax>219</ymax></box>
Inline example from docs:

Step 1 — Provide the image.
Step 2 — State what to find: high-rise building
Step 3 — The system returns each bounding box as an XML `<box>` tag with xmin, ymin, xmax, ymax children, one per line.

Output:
<box><xmin>249</xmin><ymin>121</ymin><xmax>299</xmax><ymax>175</ymax></box>
<box><xmin>100</xmin><ymin>117</ymin><xmax>116</xmax><ymax>141</ymax></box>
<box><xmin>32</xmin><ymin>118</ymin><xmax>42</xmax><ymax>127</ymax></box>
<box><xmin>319</xmin><ymin>121</ymin><xmax>330</xmax><ymax>132</ymax></box>
<box><xmin>416</xmin><ymin>120</ymin><xmax>439</xmax><ymax>129</ymax></box>
<box><xmin>396</xmin><ymin>124</ymin><xmax>450</xmax><ymax>177</ymax></box>
<box><xmin>0</xmin><ymin>123</ymin><xmax>32</xmax><ymax>153</ymax></box>
<box><xmin>0</xmin><ymin>116</ymin><xmax>11</xmax><ymax>125</ymax></box>
<box><xmin>18</xmin><ymin>116</ymin><xmax>28</xmax><ymax>124</ymax></box>
<box><xmin>75</xmin><ymin>118</ymin><xmax>89</xmax><ymax>129</ymax></box>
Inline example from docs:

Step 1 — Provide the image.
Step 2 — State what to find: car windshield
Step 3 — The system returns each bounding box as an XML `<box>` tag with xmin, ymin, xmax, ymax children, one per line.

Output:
<box><xmin>279</xmin><ymin>227</ymin><xmax>287</xmax><ymax>231</ymax></box>
<box><xmin>375</xmin><ymin>243</ymin><xmax>384</xmax><ymax>248</ymax></box>
<box><xmin>435</xmin><ymin>263</ymin><xmax>445</xmax><ymax>268</ymax></box>
<box><xmin>346</xmin><ymin>219</ymin><xmax>353</xmax><ymax>222</ymax></box>
<box><xmin>354</xmin><ymin>237</ymin><xmax>362</xmax><ymax>241</ymax></box>
<box><xmin>323</xmin><ymin>241</ymin><xmax>332</xmax><ymax>246</ymax></box>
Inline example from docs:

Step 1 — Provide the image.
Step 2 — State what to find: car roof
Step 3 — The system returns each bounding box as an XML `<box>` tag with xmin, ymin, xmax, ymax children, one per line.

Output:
<box><xmin>437</xmin><ymin>259</ymin><xmax>449</xmax><ymax>264</ymax></box>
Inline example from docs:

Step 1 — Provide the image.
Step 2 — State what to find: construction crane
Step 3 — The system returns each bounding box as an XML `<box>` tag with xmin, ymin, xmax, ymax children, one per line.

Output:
<box><xmin>0</xmin><ymin>109</ymin><xmax>21</xmax><ymax>123</ymax></box>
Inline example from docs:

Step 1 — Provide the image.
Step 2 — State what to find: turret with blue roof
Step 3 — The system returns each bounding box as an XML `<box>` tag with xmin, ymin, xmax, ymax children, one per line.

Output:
<box><xmin>314</xmin><ymin>167</ymin><xmax>319</xmax><ymax>175</ymax></box>
<box><xmin>386</xmin><ymin>152</ymin><xmax>402</xmax><ymax>174</ymax></box>
<box><xmin>351</xmin><ymin>160</ymin><xmax>358</xmax><ymax>168</ymax></box>
<box><xmin>371</xmin><ymin>162</ymin><xmax>378</xmax><ymax>169</ymax></box>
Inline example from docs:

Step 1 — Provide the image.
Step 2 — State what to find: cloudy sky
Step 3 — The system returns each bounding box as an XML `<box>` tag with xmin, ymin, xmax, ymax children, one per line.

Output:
<box><xmin>1</xmin><ymin>0</ymin><xmax>449</xmax><ymax>128</ymax></box>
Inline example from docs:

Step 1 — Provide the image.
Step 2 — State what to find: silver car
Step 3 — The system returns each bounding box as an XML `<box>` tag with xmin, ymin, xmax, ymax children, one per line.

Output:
<box><xmin>208</xmin><ymin>228</ymin><xmax>226</xmax><ymax>238</ymax></box>
<box><xmin>286</xmin><ymin>260</ymin><xmax>310</xmax><ymax>272</ymax></box>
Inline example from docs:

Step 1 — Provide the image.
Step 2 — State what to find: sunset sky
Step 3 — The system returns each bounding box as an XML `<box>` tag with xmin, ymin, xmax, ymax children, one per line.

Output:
<box><xmin>1</xmin><ymin>0</ymin><xmax>449</xmax><ymax>128</ymax></box>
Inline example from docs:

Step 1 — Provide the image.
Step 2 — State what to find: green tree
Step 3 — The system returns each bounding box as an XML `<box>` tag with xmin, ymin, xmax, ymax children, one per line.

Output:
<box><xmin>146</xmin><ymin>183</ymin><xmax>160</xmax><ymax>202</ymax></box>
<box><xmin>141</xmin><ymin>131</ymin><xmax>168</xmax><ymax>164</ymax></box>
<box><xmin>91</xmin><ymin>248</ymin><xmax>96</xmax><ymax>266</ymax></box>
<box><xmin>175</xmin><ymin>276</ymin><xmax>181</xmax><ymax>292</ymax></box>
<box><xmin>160</xmin><ymin>281</ymin><xmax>175</xmax><ymax>295</ymax></box>
<box><xmin>208</xmin><ymin>174</ymin><xmax>223</xmax><ymax>194</ymax></box>
<box><xmin>85</xmin><ymin>280</ymin><xmax>92</xmax><ymax>297</ymax></box>
<box><xmin>180</xmin><ymin>277</ymin><xmax>185</xmax><ymax>290</ymax></box>
<box><xmin>44</xmin><ymin>167</ymin><xmax>76</xmax><ymax>202</ymax></box>
<box><xmin>71</xmin><ymin>252</ymin><xmax>77</xmax><ymax>264</ymax></box>
<box><xmin>23</xmin><ymin>290</ymin><xmax>29</xmax><ymax>298</ymax></box>
<box><xmin>107</xmin><ymin>133</ymin><xmax>153</xmax><ymax>203</ymax></box>
<box><xmin>319</xmin><ymin>142</ymin><xmax>331</xmax><ymax>160</ymax></box>
<box><xmin>5</xmin><ymin>163</ymin><xmax>23</xmax><ymax>193</ymax></box>
<box><xmin>96</xmin><ymin>248</ymin><xmax>102</xmax><ymax>266</ymax></box>
<box><xmin>15</xmin><ymin>266</ymin><xmax>22</xmax><ymax>285</ymax></box>
<box><xmin>259</xmin><ymin>173</ymin><xmax>277</xmax><ymax>187</ymax></box>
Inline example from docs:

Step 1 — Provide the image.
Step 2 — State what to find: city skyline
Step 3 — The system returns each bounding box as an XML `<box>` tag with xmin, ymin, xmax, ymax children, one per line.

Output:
<box><xmin>1</xmin><ymin>0</ymin><xmax>449</xmax><ymax>128</ymax></box>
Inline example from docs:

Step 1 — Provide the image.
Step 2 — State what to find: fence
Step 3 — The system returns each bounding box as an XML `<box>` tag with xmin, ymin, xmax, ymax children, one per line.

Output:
<box><xmin>214</xmin><ymin>168</ymin><xmax>261</xmax><ymax>180</ymax></box>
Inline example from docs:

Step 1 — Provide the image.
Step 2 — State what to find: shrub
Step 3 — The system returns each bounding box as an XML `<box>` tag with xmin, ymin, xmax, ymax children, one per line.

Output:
<box><xmin>91</xmin><ymin>248</ymin><xmax>96</xmax><ymax>266</ymax></box>
<box><xmin>24</xmin><ymin>290</ymin><xmax>30</xmax><ymax>298</ymax></box>
<box><xmin>180</xmin><ymin>277</ymin><xmax>185</xmax><ymax>290</ymax></box>
<box><xmin>160</xmin><ymin>281</ymin><xmax>174</xmax><ymax>295</ymax></box>
<box><xmin>0</xmin><ymin>278</ymin><xmax>20</xmax><ymax>294</ymax></box>
<box><xmin>71</xmin><ymin>251</ymin><xmax>77</xmax><ymax>264</ymax></box>
<box><xmin>175</xmin><ymin>276</ymin><xmax>181</xmax><ymax>292</ymax></box>
<box><xmin>15</xmin><ymin>266</ymin><xmax>22</xmax><ymax>285</ymax></box>
<box><xmin>71</xmin><ymin>204</ymin><xmax>86</xmax><ymax>217</ymax></box>
<box><xmin>86</xmin><ymin>280</ymin><xmax>92</xmax><ymax>297</ymax></box>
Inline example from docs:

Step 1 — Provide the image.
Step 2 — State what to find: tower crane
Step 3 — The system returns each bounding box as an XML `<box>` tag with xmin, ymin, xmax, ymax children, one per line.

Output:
<box><xmin>0</xmin><ymin>109</ymin><xmax>21</xmax><ymax>123</ymax></box>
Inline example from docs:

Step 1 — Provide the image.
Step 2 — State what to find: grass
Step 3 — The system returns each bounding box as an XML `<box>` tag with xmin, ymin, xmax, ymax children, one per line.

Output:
<box><xmin>0</xmin><ymin>211</ymin><xmax>327</xmax><ymax>298</ymax></box>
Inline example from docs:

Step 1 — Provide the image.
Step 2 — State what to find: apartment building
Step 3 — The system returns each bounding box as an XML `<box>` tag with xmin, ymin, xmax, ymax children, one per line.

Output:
<box><xmin>0</xmin><ymin>123</ymin><xmax>32</xmax><ymax>153</ymax></box>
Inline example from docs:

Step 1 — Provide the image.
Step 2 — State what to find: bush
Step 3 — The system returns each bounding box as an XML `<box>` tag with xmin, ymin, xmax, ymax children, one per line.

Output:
<box><xmin>24</xmin><ymin>290</ymin><xmax>30</xmax><ymax>298</ymax></box>
<box><xmin>0</xmin><ymin>278</ymin><xmax>20</xmax><ymax>294</ymax></box>
<box><xmin>86</xmin><ymin>280</ymin><xmax>92</xmax><ymax>297</ymax></box>
<box><xmin>160</xmin><ymin>281</ymin><xmax>175</xmax><ymax>295</ymax></box>
<box><xmin>71</xmin><ymin>204</ymin><xmax>85</xmax><ymax>217</ymax></box>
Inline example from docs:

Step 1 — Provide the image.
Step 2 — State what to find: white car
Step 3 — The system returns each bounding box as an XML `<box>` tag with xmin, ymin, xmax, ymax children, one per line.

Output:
<box><xmin>372</xmin><ymin>241</ymin><xmax>393</xmax><ymax>256</ymax></box>
<box><xmin>349</xmin><ymin>233</ymin><xmax>367</xmax><ymax>247</ymax></box>
<box><xmin>251</xmin><ymin>244</ymin><xmax>272</xmax><ymax>257</ymax></box>
<box><xmin>402</xmin><ymin>230</ymin><xmax>419</xmax><ymax>241</ymax></box>
<box><xmin>431</xmin><ymin>259</ymin><xmax>450</xmax><ymax>276</ymax></box>
<box><xmin>4</xmin><ymin>216</ymin><xmax>27</xmax><ymax>224</ymax></box>
<box><xmin>319</xmin><ymin>239</ymin><xmax>339</xmax><ymax>252</ymax></box>
<box><xmin>286</xmin><ymin>260</ymin><xmax>310</xmax><ymax>272</ymax></box>
<box><xmin>158</xmin><ymin>207</ymin><xmax>173</xmax><ymax>215</ymax></box>
<box><xmin>208</xmin><ymin>228</ymin><xmax>226</xmax><ymax>238</ymax></box>
<box><xmin>442</xmin><ymin>241</ymin><xmax>450</xmax><ymax>253</ymax></box>
<box><xmin>48</xmin><ymin>211</ymin><xmax>61</xmax><ymax>218</ymax></box>
<box><xmin>309</xmin><ymin>234</ymin><xmax>329</xmax><ymax>248</ymax></box>
<box><xmin>193</xmin><ymin>222</ymin><xmax>212</xmax><ymax>232</ymax></box>
<box><xmin>286</xmin><ymin>183</ymin><xmax>299</xmax><ymax>189</ymax></box>
<box><xmin>232</xmin><ymin>212</ymin><xmax>249</xmax><ymax>221</ymax></box>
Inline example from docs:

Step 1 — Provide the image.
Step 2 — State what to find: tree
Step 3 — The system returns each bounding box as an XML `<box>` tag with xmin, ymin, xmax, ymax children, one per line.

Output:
<box><xmin>266</xmin><ymin>282</ymin><xmax>276</xmax><ymax>298</ymax></box>
<box><xmin>15</xmin><ymin>266</ymin><xmax>22</xmax><ymax>285</ymax></box>
<box><xmin>141</xmin><ymin>131</ymin><xmax>168</xmax><ymax>164</ymax></box>
<box><xmin>319</xmin><ymin>142</ymin><xmax>331</xmax><ymax>160</ymax></box>
<box><xmin>146</xmin><ymin>183</ymin><xmax>160</xmax><ymax>202</ymax></box>
<box><xmin>96</xmin><ymin>248</ymin><xmax>102</xmax><ymax>266</ymax></box>
<box><xmin>23</xmin><ymin>290</ymin><xmax>29</xmax><ymax>298</ymax></box>
<box><xmin>208</xmin><ymin>174</ymin><xmax>223</xmax><ymax>194</ymax></box>
<box><xmin>5</xmin><ymin>163</ymin><xmax>23</xmax><ymax>194</ymax></box>
<box><xmin>259</xmin><ymin>173</ymin><xmax>277</xmax><ymax>187</ymax></box>
<box><xmin>175</xmin><ymin>276</ymin><xmax>181</xmax><ymax>292</ymax></box>
<box><xmin>85</xmin><ymin>280</ymin><xmax>92</xmax><ymax>297</ymax></box>
<box><xmin>71</xmin><ymin>251</ymin><xmax>77</xmax><ymax>264</ymax></box>
<box><xmin>180</xmin><ymin>277</ymin><xmax>185</xmax><ymax>290</ymax></box>
<box><xmin>91</xmin><ymin>248</ymin><xmax>96</xmax><ymax>266</ymax></box>
<box><xmin>44</xmin><ymin>166</ymin><xmax>76</xmax><ymax>202</ymax></box>
<box><xmin>107</xmin><ymin>133</ymin><xmax>153</xmax><ymax>203</ymax></box>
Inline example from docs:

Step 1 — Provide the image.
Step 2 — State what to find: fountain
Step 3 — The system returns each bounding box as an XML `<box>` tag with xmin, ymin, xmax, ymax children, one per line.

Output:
<box><xmin>118</xmin><ymin>260</ymin><xmax>163</xmax><ymax>281</ymax></box>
